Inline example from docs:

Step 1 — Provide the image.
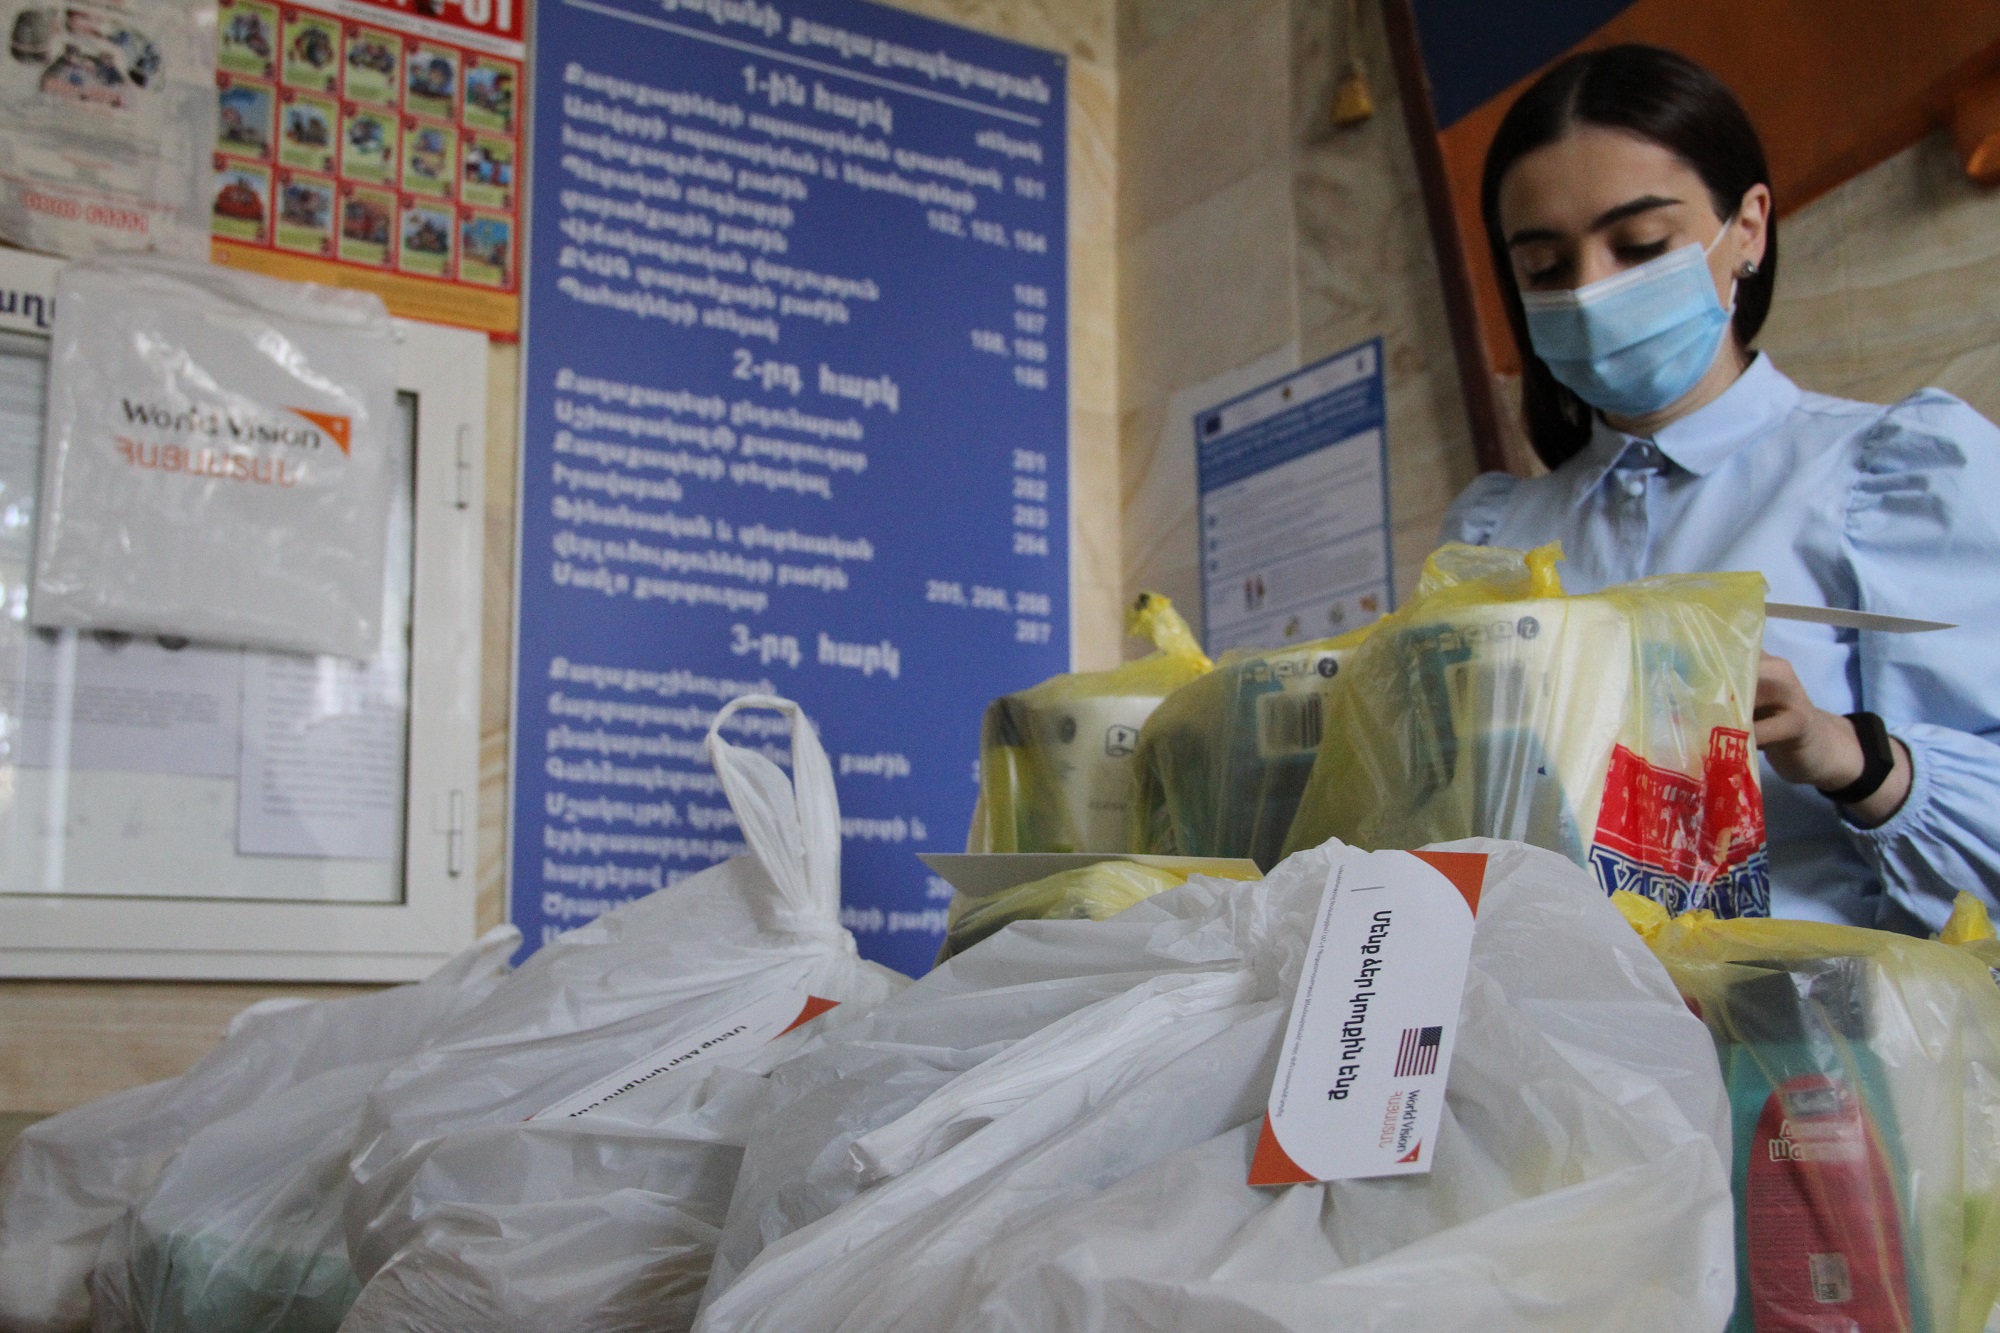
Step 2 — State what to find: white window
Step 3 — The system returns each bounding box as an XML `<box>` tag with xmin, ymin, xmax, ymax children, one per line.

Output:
<box><xmin>0</xmin><ymin>250</ymin><xmax>485</xmax><ymax>980</ymax></box>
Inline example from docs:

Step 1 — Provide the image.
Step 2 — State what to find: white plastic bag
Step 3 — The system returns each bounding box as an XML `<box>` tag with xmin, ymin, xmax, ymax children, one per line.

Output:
<box><xmin>0</xmin><ymin>929</ymin><xmax>516</xmax><ymax>1333</ymax></box>
<box><xmin>90</xmin><ymin>1061</ymin><xmax>407</xmax><ymax>1333</ymax></box>
<box><xmin>0</xmin><ymin>0</ymin><xmax>214</xmax><ymax>258</ymax></box>
<box><xmin>337</xmin><ymin>696</ymin><xmax>907</xmax><ymax>1333</ymax></box>
<box><xmin>33</xmin><ymin>257</ymin><xmax>398</xmax><ymax>658</ymax></box>
<box><xmin>697</xmin><ymin>838</ymin><xmax>1734</xmax><ymax>1333</ymax></box>
<box><xmin>336</xmin><ymin>1071</ymin><xmax>765</xmax><ymax>1333</ymax></box>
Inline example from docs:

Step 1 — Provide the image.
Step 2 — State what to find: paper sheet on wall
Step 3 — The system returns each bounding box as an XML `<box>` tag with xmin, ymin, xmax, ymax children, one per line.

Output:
<box><xmin>7</xmin><ymin>634</ymin><xmax>242</xmax><ymax>777</ymax></box>
<box><xmin>510</xmin><ymin>0</ymin><xmax>1072</xmax><ymax>976</ymax></box>
<box><xmin>236</xmin><ymin>652</ymin><xmax>402</xmax><ymax>859</ymax></box>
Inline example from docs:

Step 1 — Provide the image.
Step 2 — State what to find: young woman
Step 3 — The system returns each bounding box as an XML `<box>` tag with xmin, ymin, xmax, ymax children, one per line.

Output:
<box><xmin>1445</xmin><ymin>44</ymin><xmax>2000</xmax><ymax>933</ymax></box>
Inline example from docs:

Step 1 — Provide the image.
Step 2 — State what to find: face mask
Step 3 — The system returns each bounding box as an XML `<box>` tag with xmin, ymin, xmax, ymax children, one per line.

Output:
<box><xmin>1520</xmin><ymin>221</ymin><xmax>1736</xmax><ymax>419</ymax></box>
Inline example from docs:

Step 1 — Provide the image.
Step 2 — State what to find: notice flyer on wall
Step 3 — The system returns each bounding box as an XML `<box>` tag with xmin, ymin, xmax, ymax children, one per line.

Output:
<box><xmin>511</xmin><ymin>0</ymin><xmax>1070</xmax><ymax>976</ymax></box>
<box><xmin>1197</xmin><ymin>340</ymin><xmax>1392</xmax><ymax>657</ymax></box>
<box><xmin>0</xmin><ymin>0</ymin><xmax>218</xmax><ymax>260</ymax></box>
<box><xmin>207</xmin><ymin>0</ymin><xmax>524</xmax><ymax>334</ymax></box>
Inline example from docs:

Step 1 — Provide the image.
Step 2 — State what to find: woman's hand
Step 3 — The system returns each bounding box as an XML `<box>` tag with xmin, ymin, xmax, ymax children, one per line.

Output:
<box><xmin>1754</xmin><ymin>652</ymin><xmax>1911</xmax><ymax>827</ymax></box>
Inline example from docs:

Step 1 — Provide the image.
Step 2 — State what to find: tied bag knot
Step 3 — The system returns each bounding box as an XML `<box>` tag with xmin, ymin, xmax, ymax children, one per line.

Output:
<box><xmin>707</xmin><ymin>695</ymin><xmax>851</xmax><ymax>946</ymax></box>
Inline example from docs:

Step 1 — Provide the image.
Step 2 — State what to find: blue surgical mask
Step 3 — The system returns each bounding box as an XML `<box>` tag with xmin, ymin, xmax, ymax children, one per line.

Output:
<box><xmin>1521</xmin><ymin>223</ymin><xmax>1736</xmax><ymax>418</ymax></box>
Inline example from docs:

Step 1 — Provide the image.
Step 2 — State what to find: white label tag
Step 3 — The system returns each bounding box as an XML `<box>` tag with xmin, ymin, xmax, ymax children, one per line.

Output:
<box><xmin>1250</xmin><ymin>848</ymin><xmax>1485</xmax><ymax>1184</ymax></box>
<box><xmin>530</xmin><ymin>990</ymin><xmax>837</xmax><ymax>1120</ymax></box>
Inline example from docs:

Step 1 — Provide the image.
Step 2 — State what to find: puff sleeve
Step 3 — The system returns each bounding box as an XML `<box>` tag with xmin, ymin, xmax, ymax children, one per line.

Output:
<box><xmin>1839</xmin><ymin>389</ymin><xmax>2000</xmax><ymax>929</ymax></box>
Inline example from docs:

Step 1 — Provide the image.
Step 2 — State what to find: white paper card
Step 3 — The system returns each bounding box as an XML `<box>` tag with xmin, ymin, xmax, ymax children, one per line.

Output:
<box><xmin>530</xmin><ymin>989</ymin><xmax>838</xmax><ymax>1120</ymax></box>
<box><xmin>1250</xmin><ymin>847</ymin><xmax>1486</xmax><ymax>1185</ymax></box>
<box><xmin>236</xmin><ymin>653</ymin><xmax>403</xmax><ymax>859</ymax></box>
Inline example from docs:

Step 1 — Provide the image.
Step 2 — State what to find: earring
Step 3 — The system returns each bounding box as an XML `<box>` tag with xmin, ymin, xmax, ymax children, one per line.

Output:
<box><xmin>1737</xmin><ymin>260</ymin><xmax>1759</xmax><ymax>278</ymax></box>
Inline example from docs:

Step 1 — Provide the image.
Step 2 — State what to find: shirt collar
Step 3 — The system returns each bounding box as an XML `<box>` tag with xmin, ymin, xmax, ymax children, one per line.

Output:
<box><xmin>1567</xmin><ymin>353</ymin><xmax>1801</xmax><ymax>501</ymax></box>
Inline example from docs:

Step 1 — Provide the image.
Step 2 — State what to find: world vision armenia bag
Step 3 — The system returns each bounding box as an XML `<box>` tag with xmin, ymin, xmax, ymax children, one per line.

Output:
<box><xmin>32</xmin><ymin>256</ymin><xmax>396</xmax><ymax>658</ymax></box>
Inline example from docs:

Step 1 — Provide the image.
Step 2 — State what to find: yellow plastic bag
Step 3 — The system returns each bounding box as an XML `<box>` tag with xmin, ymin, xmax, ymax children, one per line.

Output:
<box><xmin>1128</xmin><ymin>628</ymin><xmax>1370</xmax><ymax>869</ymax></box>
<box><xmin>940</xmin><ymin>861</ymin><xmax>1190</xmax><ymax>960</ymax></box>
<box><xmin>968</xmin><ymin>594</ymin><xmax>1210</xmax><ymax>853</ymax></box>
<box><xmin>1282</xmin><ymin>542</ymin><xmax>1769</xmax><ymax>916</ymax></box>
<box><xmin>1617</xmin><ymin>893</ymin><xmax>2000</xmax><ymax>1333</ymax></box>
<box><xmin>1942</xmin><ymin>892</ymin><xmax>2000</xmax><ymax>980</ymax></box>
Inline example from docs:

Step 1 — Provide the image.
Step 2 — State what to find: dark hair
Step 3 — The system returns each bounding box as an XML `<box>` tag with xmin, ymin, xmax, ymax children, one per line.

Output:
<box><xmin>1481</xmin><ymin>45</ymin><xmax>1777</xmax><ymax>470</ymax></box>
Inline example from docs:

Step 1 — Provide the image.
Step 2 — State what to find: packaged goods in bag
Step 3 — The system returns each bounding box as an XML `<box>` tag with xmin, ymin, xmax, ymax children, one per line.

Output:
<box><xmin>92</xmin><ymin>1061</ymin><xmax>413</xmax><ymax>1333</ymax></box>
<box><xmin>1283</xmin><ymin>542</ymin><xmax>1769</xmax><ymax>917</ymax></box>
<box><xmin>929</xmin><ymin>854</ymin><xmax>1264</xmax><ymax>961</ymax></box>
<box><xmin>1130</xmin><ymin>632</ymin><xmax>1366</xmax><ymax>867</ymax></box>
<box><xmin>968</xmin><ymin>593</ymin><xmax>1210</xmax><ymax>853</ymax></box>
<box><xmin>1618</xmin><ymin>894</ymin><xmax>2000</xmax><ymax>1333</ymax></box>
<box><xmin>943</xmin><ymin>860</ymin><xmax>1187</xmax><ymax>959</ymax></box>
<box><xmin>32</xmin><ymin>258</ymin><xmax>397</xmax><ymax>658</ymax></box>
<box><xmin>696</xmin><ymin>837</ymin><xmax>1734</xmax><ymax>1333</ymax></box>
<box><xmin>0</xmin><ymin>929</ymin><xmax>516</xmax><ymax>1333</ymax></box>
<box><xmin>337</xmin><ymin>697</ymin><xmax>906</xmax><ymax>1333</ymax></box>
<box><xmin>931</xmin><ymin>860</ymin><xmax>1163</xmax><ymax>961</ymax></box>
<box><xmin>337</xmin><ymin>1073</ymin><xmax>764</xmax><ymax>1333</ymax></box>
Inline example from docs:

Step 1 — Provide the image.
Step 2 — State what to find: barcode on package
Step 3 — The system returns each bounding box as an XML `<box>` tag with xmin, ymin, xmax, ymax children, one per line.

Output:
<box><xmin>1809</xmin><ymin>1253</ymin><xmax>1852</xmax><ymax>1304</ymax></box>
<box><xmin>1257</xmin><ymin>692</ymin><xmax>1324</xmax><ymax>756</ymax></box>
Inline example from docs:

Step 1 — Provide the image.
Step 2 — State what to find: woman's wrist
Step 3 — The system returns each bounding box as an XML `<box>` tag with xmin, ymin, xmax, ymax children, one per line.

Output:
<box><xmin>1798</xmin><ymin>707</ymin><xmax>1867</xmax><ymax>791</ymax></box>
<box><xmin>1839</xmin><ymin>736</ymin><xmax>1912</xmax><ymax>829</ymax></box>
<box><xmin>1802</xmin><ymin>710</ymin><xmax>1911</xmax><ymax>828</ymax></box>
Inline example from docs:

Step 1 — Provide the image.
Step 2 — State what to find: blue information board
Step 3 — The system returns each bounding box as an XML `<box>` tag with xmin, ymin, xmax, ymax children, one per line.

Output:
<box><xmin>1196</xmin><ymin>339</ymin><xmax>1390</xmax><ymax>657</ymax></box>
<box><xmin>514</xmin><ymin>0</ymin><xmax>1069</xmax><ymax>976</ymax></box>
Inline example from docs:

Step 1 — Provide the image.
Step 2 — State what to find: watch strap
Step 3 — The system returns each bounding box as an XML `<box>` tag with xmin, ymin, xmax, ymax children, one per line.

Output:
<box><xmin>1820</xmin><ymin>711</ymin><xmax>1896</xmax><ymax>806</ymax></box>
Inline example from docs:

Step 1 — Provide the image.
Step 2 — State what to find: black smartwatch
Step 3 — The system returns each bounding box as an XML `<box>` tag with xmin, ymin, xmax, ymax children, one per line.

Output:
<box><xmin>1819</xmin><ymin>712</ymin><xmax>1897</xmax><ymax>806</ymax></box>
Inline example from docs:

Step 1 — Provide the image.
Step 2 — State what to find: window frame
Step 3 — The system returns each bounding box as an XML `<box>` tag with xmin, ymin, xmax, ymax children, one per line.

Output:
<box><xmin>0</xmin><ymin>250</ymin><xmax>486</xmax><ymax>981</ymax></box>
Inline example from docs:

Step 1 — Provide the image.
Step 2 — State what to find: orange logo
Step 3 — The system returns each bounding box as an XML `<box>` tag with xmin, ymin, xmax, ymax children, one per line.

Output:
<box><xmin>289</xmin><ymin>408</ymin><xmax>352</xmax><ymax>455</ymax></box>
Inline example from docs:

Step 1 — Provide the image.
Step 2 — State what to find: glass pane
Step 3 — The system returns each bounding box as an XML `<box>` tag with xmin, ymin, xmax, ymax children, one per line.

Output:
<box><xmin>0</xmin><ymin>340</ymin><xmax>414</xmax><ymax>904</ymax></box>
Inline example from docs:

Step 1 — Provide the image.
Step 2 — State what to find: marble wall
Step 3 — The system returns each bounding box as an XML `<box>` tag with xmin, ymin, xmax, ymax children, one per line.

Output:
<box><xmin>1286</xmin><ymin>0</ymin><xmax>1480</xmax><ymax>603</ymax></box>
<box><xmin>1760</xmin><ymin>128</ymin><xmax>2000</xmax><ymax>428</ymax></box>
<box><xmin>1118</xmin><ymin>0</ymin><xmax>1296</xmax><ymax>642</ymax></box>
<box><xmin>0</xmin><ymin>979</ymin><xmax>366</xmax><ymax>1112</ymax></box>
<box><xmin>1117</xmin><ymin>0</ymin><xmax>1479</xmax><ymax>642</ymax></box>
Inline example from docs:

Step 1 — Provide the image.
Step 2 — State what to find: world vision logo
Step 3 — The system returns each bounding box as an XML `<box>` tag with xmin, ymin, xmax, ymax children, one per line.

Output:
<box><xmin>117</xmin><ymin>399</ymin><xmax>353</xmax><ymax>454</ymax></box>
<box><xmin>290</xmin><ymin>409</ymin><xmax>352</xmax><ymax>455</ymax></box>
<box><xmin>112</xmin><ymin>400</ymin><xmax>354</xmax><ymax>487</ymax></box>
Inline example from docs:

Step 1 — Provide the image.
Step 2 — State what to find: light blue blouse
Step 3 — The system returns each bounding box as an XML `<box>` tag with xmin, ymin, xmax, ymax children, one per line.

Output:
<box><xmin>1443</xmin><ymin>353</ymin><xmax>2000</xmax><ymax>933</ymax></box>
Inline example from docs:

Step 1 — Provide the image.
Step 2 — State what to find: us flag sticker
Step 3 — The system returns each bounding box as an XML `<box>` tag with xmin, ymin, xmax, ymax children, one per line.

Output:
<box><xmin>1393</xmin><ymin>1026</ymin><xmax>1442</xmax><ymax>1078</ymax></box>
<box><xmin>1250</xmin><ymin>847</ymin><xmax>1484</xmax><ymax>1185</ymax></box>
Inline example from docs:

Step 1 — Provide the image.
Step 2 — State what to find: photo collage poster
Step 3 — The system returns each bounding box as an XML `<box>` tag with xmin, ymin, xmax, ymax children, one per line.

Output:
<box><xmin>210</xmin><ymin>0</ymin><xmax>524</xmax><ymax>333</ymax></box>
